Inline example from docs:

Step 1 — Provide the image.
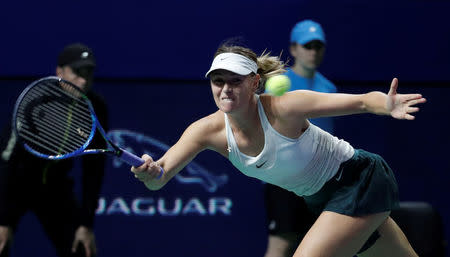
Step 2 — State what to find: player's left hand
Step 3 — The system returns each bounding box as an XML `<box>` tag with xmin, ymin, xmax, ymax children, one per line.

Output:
<box><xmin>386</xmin><ymin>78</ymin><xmax>427</xmax><ymax>120</ymax></box>
<box><xmin>72</xmin><ymin>226</ymin><xmax>97</xmax><ymax>257</ymax></box>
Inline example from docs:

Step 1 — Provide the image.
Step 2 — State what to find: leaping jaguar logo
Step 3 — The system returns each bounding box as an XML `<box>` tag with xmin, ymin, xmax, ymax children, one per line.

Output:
<box><xmin>106</xmin><ymin>129</ymin><xmax>228</xmax><ymax>193</ymax></box>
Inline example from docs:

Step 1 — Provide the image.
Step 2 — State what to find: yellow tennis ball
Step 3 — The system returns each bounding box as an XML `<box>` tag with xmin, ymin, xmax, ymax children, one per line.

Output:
<box><xmin>265</xmin><ymin>75</ymin><xmax>291</xmax><ymax>96</ymax></box>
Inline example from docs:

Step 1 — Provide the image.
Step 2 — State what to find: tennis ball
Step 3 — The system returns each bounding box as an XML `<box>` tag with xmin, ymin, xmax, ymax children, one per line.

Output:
<box><xmin>265</xmin><ymin>75</ymin><xmax>291</xmax><ymax>96</ymax></box>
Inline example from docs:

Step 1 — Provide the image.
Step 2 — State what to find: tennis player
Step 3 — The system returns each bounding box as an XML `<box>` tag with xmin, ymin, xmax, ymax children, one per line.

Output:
<box><xmin>131</xmin><ymin>43</ymin><xmax>424</xmax><ymax>257</ymax></box>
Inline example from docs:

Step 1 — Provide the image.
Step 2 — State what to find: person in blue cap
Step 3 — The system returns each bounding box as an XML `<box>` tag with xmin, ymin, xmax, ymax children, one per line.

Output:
<box><xmin>264</xmin><ymin>19</ymin><xmax>338</xmax><ymax>257</ymax></box>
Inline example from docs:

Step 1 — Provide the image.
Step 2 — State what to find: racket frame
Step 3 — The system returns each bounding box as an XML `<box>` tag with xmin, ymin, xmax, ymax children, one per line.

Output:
<box><xmin>11</xmin><ymin>76</ymin><xmax>144</xmax><ymax>167</ymax></box>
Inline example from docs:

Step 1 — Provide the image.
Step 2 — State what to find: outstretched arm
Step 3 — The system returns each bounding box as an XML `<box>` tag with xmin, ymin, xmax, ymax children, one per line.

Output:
<box><xmin>357</xmin><ymin>78</ymin><xmax>426</xmax><ymax>119</ymax></box>
<box><xmin>131</xmin><ymin>115</ymin><xmax>219</xmax><ymax>190</ymax></box>
<box><xmin>281</xmin><ymin>78</ymin><xmax>426</xmax><ymax>120</ymax></box>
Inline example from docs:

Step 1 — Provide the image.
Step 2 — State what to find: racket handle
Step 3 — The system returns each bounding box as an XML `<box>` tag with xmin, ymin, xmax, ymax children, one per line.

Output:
<box><xmin>120</xmin><ymin>149</ymin><xmax>145</xmax><ymax>166</ymax></box>
<box><xmin>119</xmin><ymin>149</ymin><xmax>164</xmax><ymax>179</ymax></box>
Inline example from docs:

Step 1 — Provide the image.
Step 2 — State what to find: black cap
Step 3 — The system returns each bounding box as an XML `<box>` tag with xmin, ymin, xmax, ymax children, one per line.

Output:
<box><xmin>57</xmin><ymin>43</ymin><xmax>96</xmax><ymax>69</ymax></box>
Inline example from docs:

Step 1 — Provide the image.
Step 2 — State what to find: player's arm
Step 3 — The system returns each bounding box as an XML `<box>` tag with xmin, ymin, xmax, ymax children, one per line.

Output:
<box><xmin>131</xmin><ymin>114</ymin><xmax>219</xmax><ymax>190</ymax></box>
<box><xmin>279</xmin><ymin>78</ymin><xmax>426</xmax><ymax>120</ymax></box>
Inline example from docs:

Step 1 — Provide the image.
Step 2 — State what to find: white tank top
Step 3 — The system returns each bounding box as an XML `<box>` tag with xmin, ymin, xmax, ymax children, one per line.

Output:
<box><xmin>225</xmin><ymin>95</ymin><xmax>355</xmax><ymax>196</ymax></box>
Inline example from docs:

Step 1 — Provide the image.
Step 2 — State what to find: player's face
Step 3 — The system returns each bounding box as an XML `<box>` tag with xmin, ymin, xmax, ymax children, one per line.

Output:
<box><xmin>210</xmin><ymin>70</ymin><xmax>257</xmax><ymax>113</ymax></box>
<box><xmin>56</xmin><ymin>66</ymin><xmax>94</xmax><ymax>92</ymax></box>
<box><xmin>290</xmin><ymin>40</ymin><xmax>325</xmax><ymax>70</ymax></box>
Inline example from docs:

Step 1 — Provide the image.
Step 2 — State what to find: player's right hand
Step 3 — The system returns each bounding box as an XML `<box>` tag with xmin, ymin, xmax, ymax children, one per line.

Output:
<box><xmin>131</xmin><ymin>154</ymin><xmax>162</xmax><ymax>183</ymax></box>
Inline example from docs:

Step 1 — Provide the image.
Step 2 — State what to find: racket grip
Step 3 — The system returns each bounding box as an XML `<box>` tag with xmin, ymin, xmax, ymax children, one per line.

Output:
<box><xmin>119</xmin><ymin>149</ymin><xmax>164</xmax><ymax>179</ymax></box>
<box><xmin>120</xmin><ymin>149</ymin><xmax>145</xmax><ymax>167</ymax></box>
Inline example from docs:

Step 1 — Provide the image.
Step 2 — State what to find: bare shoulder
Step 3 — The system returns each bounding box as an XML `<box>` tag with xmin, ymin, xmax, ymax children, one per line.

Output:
<box><xmin>188</xmin><ymin>110</ymin><xmax>225</xmax><ymax>134</ymax></box>
<box><xmin>183</xmin><ymin>111</ymin><xmax>227</xmax><ymax>152</ymax></box>
<box><xmin>260</xmin><ymin>92</ymin><xmax>309</xmax><ymax>120</ymax></box>
<box><xmin>280</xmin><ymin>90</ymin><xmax>317</xmax><ymax>112</ymax></box>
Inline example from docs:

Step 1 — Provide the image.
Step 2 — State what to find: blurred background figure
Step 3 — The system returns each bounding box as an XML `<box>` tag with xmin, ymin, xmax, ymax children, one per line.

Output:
<box><xmin>264</xmin><ymin>19</ymin><xmax>337</xmax><ymax>257</ymax></box>
<box><xmin>0</xmin><ymin>43</ymin><xmax>108</xmax><ymax>257</ymax></box>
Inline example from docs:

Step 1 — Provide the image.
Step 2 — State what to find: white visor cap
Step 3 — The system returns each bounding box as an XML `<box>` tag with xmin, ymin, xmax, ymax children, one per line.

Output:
<box><xmin>205</xmin><ymin>53</ymin><xmax>258</xmax><ymax>77</ymax></box>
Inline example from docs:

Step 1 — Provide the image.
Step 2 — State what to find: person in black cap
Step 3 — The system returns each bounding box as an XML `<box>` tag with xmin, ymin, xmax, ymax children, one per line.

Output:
<box><xmin>0</xmin><ymin>43</ymin><xmax>108</xmax><ymax>257</ymax></box>
<box><xmin>56</xmin><ymin>43</ymin><xmax>97</xmax><ymax>92</ymax></box>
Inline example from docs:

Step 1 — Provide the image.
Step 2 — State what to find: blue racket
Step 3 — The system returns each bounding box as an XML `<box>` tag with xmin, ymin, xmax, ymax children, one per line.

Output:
<box><xmin>12</xmin><ymin>76</ymin><xmax>163</xmax><ymax>177</ymax></box>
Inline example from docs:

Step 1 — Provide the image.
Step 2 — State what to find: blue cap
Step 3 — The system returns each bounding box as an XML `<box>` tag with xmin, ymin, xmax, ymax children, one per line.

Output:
<box><xmin>290</xmin><ymin>20</ymin><xmax>326</xmax><ymax>45</ymax></box>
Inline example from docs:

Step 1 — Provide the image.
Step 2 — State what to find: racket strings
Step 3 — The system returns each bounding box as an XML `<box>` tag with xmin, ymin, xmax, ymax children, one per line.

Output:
<box><xmin>17</xmin><ymin>113</ymin><xmax>86</xmax><ymax>153</ymax></box>
<box><xmin>21</xmin><ymin>93</ymin><xmax>92</xmax><ymax>135</ymax></box>
<box><xmin>15</xmin><ymin>79</ymin><xmax>94</xmax><ymax>157</ymax></box>
<box><xmin>18</xmin><ymin>84</ymin><xmax>90</xmax><ymax>154</ymax></box>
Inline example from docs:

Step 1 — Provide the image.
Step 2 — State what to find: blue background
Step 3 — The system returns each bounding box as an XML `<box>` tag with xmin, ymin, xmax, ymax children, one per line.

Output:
<box><xmin>1</xmin><ymin>0</ymin><xmax>449</xmax><ymax>256</ymax></box>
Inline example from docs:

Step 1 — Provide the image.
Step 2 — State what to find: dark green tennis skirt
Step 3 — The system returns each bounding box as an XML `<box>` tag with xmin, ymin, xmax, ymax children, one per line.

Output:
<box><xmin>304</xmin><ymin>149</ymin><xmax>399</xmax><ymax>216</ymax></box>
<box><xmin>303</xmin><ymin>149</ymin><xmax>399</xmax><ymax>253</ymax></box>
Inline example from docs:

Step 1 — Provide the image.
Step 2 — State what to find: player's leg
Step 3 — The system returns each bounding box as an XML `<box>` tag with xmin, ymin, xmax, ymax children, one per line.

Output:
<box><xmin>265</xmin><ymin>234</ymin><xmax>298</xmax><ymax>257</ymax></box>
<box><xmin>293</xmin><ymin>211</ymin><xmax>390</xmax><ymax>257</ymax></box>
<box><xmin>357</xmin><ymin>216</ymin><xmax>418</xmax><ymax>257</ymax></box>
<box><xmin>0</xmin><ymin>161</ymin><xmax>30</xmax><ymax>257</ymax></box>
<box><xmin>34</xmin><ymin>178</ymin><xmax>81</xmax><ymax>257</ymax></box>
<box><xmin>264</xmin><ymin>184</ymin><xmax>315</xmax><ymax>257</ymax></box>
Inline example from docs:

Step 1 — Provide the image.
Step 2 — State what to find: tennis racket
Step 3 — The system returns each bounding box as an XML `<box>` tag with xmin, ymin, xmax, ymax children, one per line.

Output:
<box><xmin>12</xmin><ymin>76</ymin><xmax>163</xmax><ymax>177</ymax></box>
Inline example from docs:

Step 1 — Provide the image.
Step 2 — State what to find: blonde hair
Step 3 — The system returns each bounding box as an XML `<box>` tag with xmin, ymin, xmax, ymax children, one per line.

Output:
<box><xmin>214</xmin><ymin>44</ymin><xmax>286</xmax><ymax>93</ymax></box>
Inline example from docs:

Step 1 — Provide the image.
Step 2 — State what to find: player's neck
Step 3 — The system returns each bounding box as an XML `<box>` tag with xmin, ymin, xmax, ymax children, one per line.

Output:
<box><xmin>227</xmin><ymin>95</ymin><xmax>259</xmax><ymax>132</ymax></box>
<box><xmin>292</xmin><ymin>64</ymin><xmax>316</xmax><ymax>79</ymax></box>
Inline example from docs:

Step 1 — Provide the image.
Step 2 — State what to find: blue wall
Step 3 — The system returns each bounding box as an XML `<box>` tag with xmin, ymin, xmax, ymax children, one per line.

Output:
<box><xmin>1</xmin><ymin>0</ymin><xmax>449</xmax><ymax>81</ymax></box>
<box><xmin>1</xmin><ymin>0</ymin><xmax>449</xmax><ymax>256</ymax></box>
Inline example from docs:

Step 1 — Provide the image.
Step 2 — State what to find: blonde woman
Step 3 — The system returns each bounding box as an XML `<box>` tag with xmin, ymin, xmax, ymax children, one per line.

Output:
<box><xmin>132</xmin><ymin>43</ymin><xmax>424</xmax><ymax>257</ymax></box>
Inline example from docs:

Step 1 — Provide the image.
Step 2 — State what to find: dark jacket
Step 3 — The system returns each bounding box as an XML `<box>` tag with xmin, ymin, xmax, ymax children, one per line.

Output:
<box><xmin>0</xmin><ymin>89</ymin><xmax>108</xmax><ymax>228</ymax></box>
